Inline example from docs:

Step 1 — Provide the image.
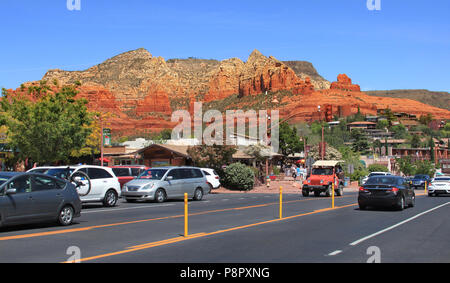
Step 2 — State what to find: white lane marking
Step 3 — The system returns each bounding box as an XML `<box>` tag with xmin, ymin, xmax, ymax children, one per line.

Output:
<box><xmin>82</xmin><ymin>204</ymin><xmax>175</xmax><ymax>214</ymax></box>
<box><xmin>328</xmin><ymin>250</ymin><xmax>343</xmax><ymax>256</ymax></box>
<box><xmin>350</xmin><ymin>202</ymin><xmax>450</xmax><ymax>246</ymax></box>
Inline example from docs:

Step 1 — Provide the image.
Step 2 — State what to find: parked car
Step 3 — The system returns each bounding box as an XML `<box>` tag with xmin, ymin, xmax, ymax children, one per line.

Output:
<box><xmin>428</xmin><ymin>176</ymin><xmax>450</xmax><ymax>197</ymax></box>
<box><xmin>358</xmin><ymin>175</ymin><xmax>415</xmax><ymax>211</ymax></box>
<box><xmin>27</xmin><ymin>166</ymin><xmax>54</xmax><ymax>174</ymax></box>
<box><xmin>109</xmin><ymin>165</ymin><xmax>150</xmax><ymax>188</ymax></box>
<box><xmin>122</xmin><ymin>167</ymin><xmax>210</xmax><ymax>203</ymax></box>
<box><xmin>44</xmin><ymin>165</ymin><xmax>121</xmax><ymax>207</ymax></box>
<box><xmin>201</xmin><ymin>168</ymin><xmax>221</xmax><ymax>190</ymax></box>
<box><xmin>362</xmin><ymin>172</ymin><xmax>392</xmax><ymax>185</ymax></box>
<box><xmin>0</xmin><ymin>172</ymin><xmax>82</xmax><ymax>228</ymax></box>
<box><xmin>411</xmin><ymin>174</ymin><xmax>431</xmax><ymax>189</ymax></box>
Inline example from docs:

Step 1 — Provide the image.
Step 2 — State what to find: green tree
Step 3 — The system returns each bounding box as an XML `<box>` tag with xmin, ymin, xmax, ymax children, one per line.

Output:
<box><xmin>442</xmin><ymin>123</ymin><xmax>450</xmax><ymax>138</ymax></box>
<box><xmin>376</xmin><ymin>119</ymin><xmax>389</xmax><ymax>130</ymax></box>
<box><xmin>419</xmin><ymin>114</ymin><xmax>434</xmax><ymax>126</ymax></box>
<box><xmin>0</xmin><ymin>84</ymin><xmax>93</xmax><ymax>164</ymax></box>
<box><xmin>187</xmin><ymin>144</ymin><xmax>237</xmax><ymax>176</ymax></box>
<box><xmin>384</xmin><ymin>108</ymin><xmax>397</xmax><ymax>126</ymax></box>
<box><xmin>368</xmin><ymin>164</ymin><xmax>389</xmax><ymax>172</ymax></box>
<box><xmin>410</xmin><ymin>134</ymin><xmax>421</xmax><ymax>148</ymax></box>
<box><xmin>428</xmin><ymin>137</ymin><xmax>436</xmax><ymax>163</ymax></box>
<box><xmin>279</xmin><ymin>122</ymin><xmax>304</xmax><ymax>162</ymax></box>
<box><xmin>414</xmin><ymin>160</ymin><xmax>436</xmax><ymax>177</ymax></box>
<box><xmin>390</xmin><ymin>124</ymin><xmax>408</xmax><ymax>139</ymax></box>
<box><xmin>350</xmin><ymin>129</ymin><xmax>369</xmax><ymax>153</ymax></box>
<box><xmin>396</xmin><ymin>157</ymin><xmax>416</xmax><ymax>176</ymax></box>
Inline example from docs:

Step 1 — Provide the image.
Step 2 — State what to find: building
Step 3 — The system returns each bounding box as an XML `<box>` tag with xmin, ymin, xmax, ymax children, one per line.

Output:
<box><xmin>440</xmin><ymin>159</ymin><xmax>450</xmax><ymax>174</ymax></box>
<box><xmin>347</xmin><ymin>121</ymin><xmax>377</xmax><ymax>131</ymax></box>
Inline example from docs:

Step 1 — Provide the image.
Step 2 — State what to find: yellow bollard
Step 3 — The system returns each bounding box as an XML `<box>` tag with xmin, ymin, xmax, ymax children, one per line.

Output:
<box><xmin>424</xmin><ymin>181</ymin><xmax>427</xmax><ymax>194</ymax></box>
<box><xmin>279</xmin><ymin>186</ymin><xmax>283</xmax><ymax>219</ymax></box>
<box><xmin>184</xmin><ymin>193</ymin><xmax>188</xmax><ymax>237</ymax></box>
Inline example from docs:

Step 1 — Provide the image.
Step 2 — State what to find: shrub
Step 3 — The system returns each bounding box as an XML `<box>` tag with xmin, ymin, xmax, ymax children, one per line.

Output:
<box><xmin>367</xmin><ymin>164</ymin><xmax>389</xmax><ymax>173</ymax></box>
<box><xmin>223</xmin><ymin>163</ymin><xmax>255</xmax><ymax>191</ymax></box>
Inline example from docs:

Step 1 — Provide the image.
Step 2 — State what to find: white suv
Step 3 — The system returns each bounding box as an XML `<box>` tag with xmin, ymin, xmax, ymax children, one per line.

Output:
<box><xmin>362</xmin><ymin>172</ymin><xmax>392</xmax><ymax>185</ymax></box>
<box><xmin>44</xmin><ymin>165</ymin><xmax>121</xmax><ymax>207</ymax></box>
<box><xmin>201</xmin><ymin>168</ymin><xmax>221</xmax><ymax>190</ymax></box>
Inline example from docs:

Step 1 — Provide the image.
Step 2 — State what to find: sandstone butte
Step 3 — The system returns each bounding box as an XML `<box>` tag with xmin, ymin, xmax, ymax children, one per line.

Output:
<box><xmin>5</xmin><ymin>48</ymin><xmax>450</xmax><ymax>136</ymax></box>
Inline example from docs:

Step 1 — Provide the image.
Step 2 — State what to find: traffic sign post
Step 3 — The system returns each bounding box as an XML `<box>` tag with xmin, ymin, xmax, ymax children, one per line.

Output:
<box><xmin>103</xmin><ymin>128</ymin><xmax>111</xmax><ymax>146</ymax></box>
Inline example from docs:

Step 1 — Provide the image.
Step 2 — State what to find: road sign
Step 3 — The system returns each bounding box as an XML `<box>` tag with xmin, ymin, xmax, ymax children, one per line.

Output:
<box><xmin>103</xmin><ymin>128</ymin><xmax>111</xmax><ymax>146</ymax></box>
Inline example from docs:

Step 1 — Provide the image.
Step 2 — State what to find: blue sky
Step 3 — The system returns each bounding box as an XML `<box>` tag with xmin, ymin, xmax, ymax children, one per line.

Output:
<box><xmin>1</xmin><ymin>0</ymin><xmax>449</xmax><ymax>91</ymax></box>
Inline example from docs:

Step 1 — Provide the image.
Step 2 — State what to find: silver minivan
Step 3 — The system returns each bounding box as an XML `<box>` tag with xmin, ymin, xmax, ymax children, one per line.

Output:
<box><xmin>121</xmin><ymin>167</ymin><xmax>210</xmax><ymax>203</ymax></box>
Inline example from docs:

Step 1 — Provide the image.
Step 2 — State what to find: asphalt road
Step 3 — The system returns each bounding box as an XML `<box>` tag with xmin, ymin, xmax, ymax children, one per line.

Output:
<box><xmin>0</xmin><ymin>190</ymin><xmax>448</xmax><ymax>263</ymax></box>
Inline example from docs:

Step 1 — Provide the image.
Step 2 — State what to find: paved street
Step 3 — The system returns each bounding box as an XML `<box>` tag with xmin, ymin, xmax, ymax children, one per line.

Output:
<box><xmin>0</xmin><ymin>189</ymin><xmax>448</xmax><ymax>263</ymax></box>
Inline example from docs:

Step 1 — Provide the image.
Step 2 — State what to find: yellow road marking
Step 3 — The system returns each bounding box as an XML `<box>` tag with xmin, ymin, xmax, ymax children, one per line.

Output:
<box><xmin>71</xmin><ymin>202</ymin><xmax>359</xmax><ymax>263</ymax></box>
<box><xmin>0</xmin><ymin>195</ymin><xmax>354</xmax><ymax>242</ymax></box>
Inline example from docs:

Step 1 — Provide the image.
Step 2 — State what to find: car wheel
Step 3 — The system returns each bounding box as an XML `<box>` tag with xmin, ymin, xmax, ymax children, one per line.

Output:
<box><xmin>58</xmin><ymin>205</ymin><xmax>74</xmax><ymax>226</ymax></box>
<box><xmin>193</xmin><ymin>188</ymin><xmax>203</xmax><ymax>201</ymax></box>
<box><xmin>154</xmin><ymin>189</ymin><xmax>166</xmax><ymax>203</ymax></box>
<box><xmin>103</xmin><ymin>190</ymin><xmax>118</xmax><ymax>207</ymax></box>
<box><xmin>396</xmin><ymin>196</ymin><xmax>405</xmax><ymax>211</ymax></box>
<box><xmin>207</xmin><ymin>183</ymin><xmax>213</xmax><ymax>191</ymax></box>
<box><xmin>302</xmin><ymin>189</ymin><xmax>309</xmax><ymax>197</ymax></box>
<box><xmin>408</xmin><ymin>195</ymin><xmax>415</xmax><ymax>208</ymax></box>
<box><xmin>336</xmin><ymin>186</ymin><xmax>343</xmax><ymax>196</ymax></box>
<box><xmin>314</xmin><ymin>191</ymin><xmax>321</xmax><ymax>197</ymax></box>
<box><xmin>359</xmin><ymin>204</ymin><xmax>367</xmax><ymax>210</ymax></box>
<box><xmin>325</xmin><ymin>185</ymin><xmax>332</xmax><ymax>197</ymax></box>
<box><xmin>428</xmin><ymin>193</ymin><xmax>434</xmax><ymax>197</ymax></box>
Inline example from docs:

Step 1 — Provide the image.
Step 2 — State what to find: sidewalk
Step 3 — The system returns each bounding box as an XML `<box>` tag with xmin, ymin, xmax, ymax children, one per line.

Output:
<box><xmin>212</xmin><ymin>179</ymin><xmax>360</xmax><ymax>194</ymax></box>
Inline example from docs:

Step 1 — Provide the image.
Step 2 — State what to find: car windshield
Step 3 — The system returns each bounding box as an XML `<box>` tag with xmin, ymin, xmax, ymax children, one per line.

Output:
<box><xmin>0</xmin><ymin>175</ymin><xmax>13</xmax><ymax>186</ymax></box>
<box><xmin>366</xmin><ymin>176</ymin><xmax>400</xmax><ymax>185</ymax></box>
<box><xmin>414</xmin><ymin>175</ymin><xmax>428</xmax><ymax>179</ymax></box>
<box><xmin>46</xmin><ymin>168</ymin><xmax>75</xmax><ymax>179</ymax></box>
<box><xmin>311</xmin><ymin>168</ymin><xmax>333</xmax><ymax>175</ymax></box>
<box><xmin>369</xmin><ymin>173</ymin><xmax>386</xmax><ymax>177</ymax></box>
<box><xmin>138</xmin><ymin>169</ymin><xmax>168</xmax><ymax>180</ymax></box>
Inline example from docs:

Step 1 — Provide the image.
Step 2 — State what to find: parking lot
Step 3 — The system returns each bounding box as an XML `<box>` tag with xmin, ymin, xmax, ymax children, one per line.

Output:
<box><xmin>0</xmin><ymin>188</ymin><xmax>448</xmax><ymax>263</ymax></box>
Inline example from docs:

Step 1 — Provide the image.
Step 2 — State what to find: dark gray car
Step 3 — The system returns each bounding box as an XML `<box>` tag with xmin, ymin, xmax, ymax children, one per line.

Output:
<box><xmin>0</xmin><ymin>172</ymin><xmax>82</xmax><ymax>228</ymax></box>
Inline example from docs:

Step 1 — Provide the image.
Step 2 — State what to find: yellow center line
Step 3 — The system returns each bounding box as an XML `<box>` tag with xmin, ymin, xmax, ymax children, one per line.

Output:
<box><xmin>70</xmin><ymin>202</ymin><xmax>359</xmax><ymax>263</ymax></box>
<box><xmin>0</xmin><ymin>195</ymin><xmax>355</xmax><ymax>242</ymax></box>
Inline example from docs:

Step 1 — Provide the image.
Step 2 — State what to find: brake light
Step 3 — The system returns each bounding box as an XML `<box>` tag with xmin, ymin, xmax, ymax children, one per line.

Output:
<box><xmin>215</xmin><ymin>176</ymin><xmax>219</xmax><ymax>179</ymax></box>
<box><xmin>359</xmin><ymin>187</ymin><xmax>369</xmax><ymax>192</ymax></box>
<box><xmin>390</xmin><ymin>187</ymin><xmax>399</xmax><ymax>193</ymax></box>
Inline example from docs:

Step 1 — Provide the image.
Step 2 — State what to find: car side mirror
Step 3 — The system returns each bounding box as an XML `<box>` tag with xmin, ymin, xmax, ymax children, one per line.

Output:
<box><xmin>6</xmin><ymin>188</ymin><xmax>17</xmax><ymax>195</ymax></box>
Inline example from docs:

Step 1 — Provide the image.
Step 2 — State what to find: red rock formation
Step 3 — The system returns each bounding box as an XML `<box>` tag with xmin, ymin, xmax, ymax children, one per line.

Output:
<box><xmin>330</xmin><ymin>74</ymin><xmax>361</xmax><ymax>92</ymax></box>
<box><xmin>10</xmin><ymin>50</ymin><xmax>450</xmax><ymax>136</ymax></box>
<box><xmin>238</xmin><ymin>50</ymin><xmax>314</xmax><ymax>97</ymax></box>
<box><xmin>135</xmin><ymin>89</ymin><xmax>172</xmax><ymax>117</ymax></box>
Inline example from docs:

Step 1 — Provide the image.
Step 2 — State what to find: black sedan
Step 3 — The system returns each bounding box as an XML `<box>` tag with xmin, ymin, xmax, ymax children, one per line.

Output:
<box><xmin>0</xmin><ymin>172</ymin><xmax>82</xmax><ymax>228</ymax></box>
<box><xmin>358</xmin><ymin>175</ymin><xmax>415</xmax><ymax>211</ymax></box>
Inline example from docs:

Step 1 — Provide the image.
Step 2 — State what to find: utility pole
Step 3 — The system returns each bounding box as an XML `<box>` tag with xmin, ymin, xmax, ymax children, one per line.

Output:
<box><xmin>100</xmin><ymin>116</ymin><xmax>104</xmax><ymax>167</ymax></box>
